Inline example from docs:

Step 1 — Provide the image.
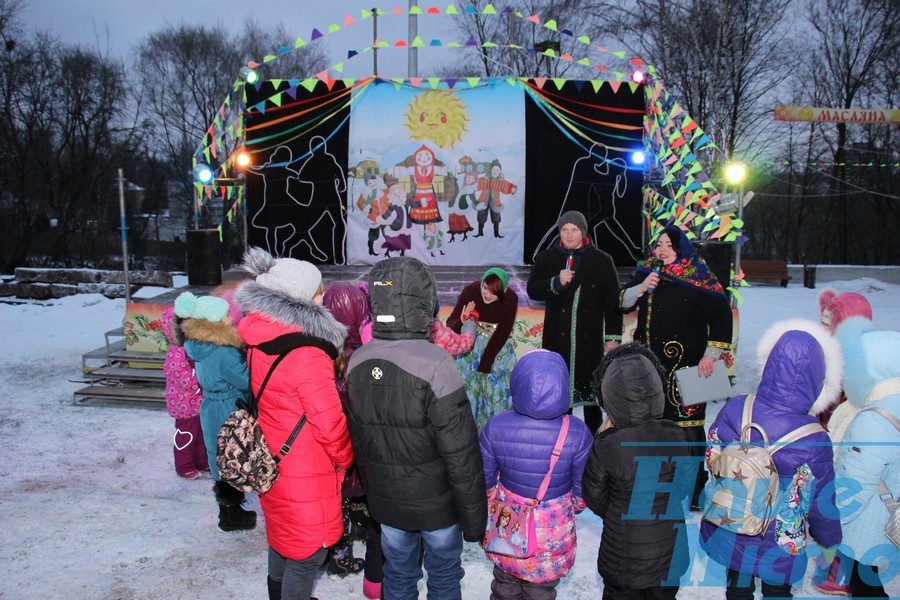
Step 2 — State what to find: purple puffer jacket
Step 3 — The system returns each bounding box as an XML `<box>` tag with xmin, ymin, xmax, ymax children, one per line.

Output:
<box><xmin>700</xmin><ymin>325</ymin><xmax>842</xmax><ymax>585</ymax></box>
<box><xmin>161</xmin><ymin>307</ymin><xmax>202</xmax><ymax>419</ymax></box>
<box><xmin>480</xmin><ymin>349</ymin><xmax>594</xmax><ymax>582</ymax></box>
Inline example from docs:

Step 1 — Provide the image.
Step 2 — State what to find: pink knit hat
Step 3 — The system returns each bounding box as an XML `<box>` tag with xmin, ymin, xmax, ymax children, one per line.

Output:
<box><xmin>817</xmin><ymin>289</ymin><xmax>872</xmax><ymax>333</ymax></box>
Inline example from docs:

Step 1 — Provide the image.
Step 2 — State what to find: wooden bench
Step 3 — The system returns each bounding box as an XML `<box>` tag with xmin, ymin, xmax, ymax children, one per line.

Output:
<box><xmin>741</xmin><ymin>259</ymin><xmax>791</xmax><ymax>287</ymax></box>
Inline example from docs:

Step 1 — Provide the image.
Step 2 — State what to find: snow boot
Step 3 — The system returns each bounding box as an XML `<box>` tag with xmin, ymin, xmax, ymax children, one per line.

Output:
<box><xmin>214</xmin><ymin>481</ymin><xmax>257</xmax><ymax>532</ymax></box>
<box><xmin>363</xmin><ymin>577</ymin><xmax>383</xmax><ymax>599</ymax></box>
<box><xmin>326</xmin><ymin>539</ymin><xmax>364</xmax><ymax>577</ymax></box>
<box><xmin>349</xmin><ymin>499</ymin><xmax>371</xmax><ymax>542</ymax></box>
<box><xmin>326</xmin><ymin>500</ymin><xmax>364</xmax><ymax>576</ymax></box>
<box><xmin>812</xmin><ymin>556</ymin><xmax>850</xmax><ymax>596</ymax></box>
<box><xmin>267</xmin><ymin>576</ymin><xmax>282</xmax><ymax>600</ymax></box>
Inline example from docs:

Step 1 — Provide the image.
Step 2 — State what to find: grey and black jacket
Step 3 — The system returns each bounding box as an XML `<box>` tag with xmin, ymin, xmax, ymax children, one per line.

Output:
<box><xmin>345</xmin><ymin>257</ymin><xmax>487</xmax><ymax>541</ymax></box>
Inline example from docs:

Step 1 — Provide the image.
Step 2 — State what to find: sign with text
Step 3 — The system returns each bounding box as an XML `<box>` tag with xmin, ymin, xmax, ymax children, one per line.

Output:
<box><xmin>774</xmin><ymin>103</ymin><xmax>900</xmax><ymax>124</ymax></box>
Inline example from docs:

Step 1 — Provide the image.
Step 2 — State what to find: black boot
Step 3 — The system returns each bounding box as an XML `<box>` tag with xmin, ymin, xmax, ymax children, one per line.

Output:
<box><xmin>214</xmin><ymin>481</ymin><xmax>257</xmax><ymax>532</ymax></box>
<box><xmin>348</xmin><ymin>498</ymin><xmax>371</xmax><ymax>542</ymax></box>
<box><xmin>473</xmin><ymin>223</ymin><xmax>484</xmax><ymax>238</ymax></box>
<box><xmin>267</xmin><ymin>576</ymin><xmax>282</xmax><ymax>600</ymax></box>
<box><xmin>326</xmin><ymin>498</ymin><xmax>364</xmax><ymax>576</ymax></box>
<box><xmin>493</xmin><ymin>223</ymin><xmax>504</xmax><ymax>238</ymax></box>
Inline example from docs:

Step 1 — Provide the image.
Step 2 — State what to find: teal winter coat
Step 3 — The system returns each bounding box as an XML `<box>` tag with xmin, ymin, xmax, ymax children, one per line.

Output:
<box><xmin>183</xmin><ymin>318</ymin><xmax>250</xmax><ymax>481</ymax></box>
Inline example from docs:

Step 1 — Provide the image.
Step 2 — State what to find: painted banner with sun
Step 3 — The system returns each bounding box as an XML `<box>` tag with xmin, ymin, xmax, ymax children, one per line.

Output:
<box><xmin>347</xmin><ymin>81</ymin><xmax>526</xmax><ymax>266</ymax></box>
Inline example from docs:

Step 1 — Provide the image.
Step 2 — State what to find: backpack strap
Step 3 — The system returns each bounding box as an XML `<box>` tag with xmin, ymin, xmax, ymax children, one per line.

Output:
<box><xmin>862</xmin><ymin>407</ymin><xmax>900</xmax><ymax>506</ymax></box>
<box><xmin>535</xmin><ymin>416</ymin><xmax>570</xmax><ymax>502</ymax></box>
<box><xmin>247</xmin><ymin>333</ymin><xmax>332</xmax><ymax>462</ymax></box>
<box><xmin>770</xmin><ymin>423</ymin><xmax>826</xmax><ymax>456</ymax></box>
<box><xmin>739</xmin><ymin>394</ymin><xmax>765</xmax><ymax>443</ymax></box>
<box><xmin>865</xmin><ymin>406</ymin><xmax>900</xmax><ymax>433</ymax></box>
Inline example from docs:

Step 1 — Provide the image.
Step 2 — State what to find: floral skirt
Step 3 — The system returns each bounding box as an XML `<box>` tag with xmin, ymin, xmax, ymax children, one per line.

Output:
<box><xmin>456</xmin><ymin>333</ymin><xmax>516</xmax><ymax>431</ymax></box>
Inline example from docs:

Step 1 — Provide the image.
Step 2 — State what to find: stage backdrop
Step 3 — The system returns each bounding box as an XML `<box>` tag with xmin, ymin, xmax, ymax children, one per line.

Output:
<box><xmin>244</xmin><ymin>78</ymin><xmax>644</xmax><ymax>266</ymax></box>
<box><xmin>347</xmin><ymin>81</ymin><xmax>525</xmax><ymax>266</ymax></box>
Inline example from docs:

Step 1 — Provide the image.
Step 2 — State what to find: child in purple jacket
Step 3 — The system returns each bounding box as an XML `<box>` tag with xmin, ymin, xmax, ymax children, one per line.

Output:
<box><xmin>479</xmin><ymin>349</ymin><xmax>593</xmax><ymax>599</ymax></box>
<box><xmin>161</xmin><ymin>307</ymin><xmax>208</xmax><ymax>479</ymax></box>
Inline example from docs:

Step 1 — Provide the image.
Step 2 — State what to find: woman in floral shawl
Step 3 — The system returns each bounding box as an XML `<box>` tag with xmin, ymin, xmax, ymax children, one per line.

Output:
<box><xmin>618</xmin><ymin>225</ymin><xmax>733</xmax><ymax>508</ymax></box>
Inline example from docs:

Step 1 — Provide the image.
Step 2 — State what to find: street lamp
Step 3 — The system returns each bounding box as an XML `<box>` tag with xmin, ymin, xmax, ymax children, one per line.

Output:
<box><xmin>724</xmin><ymin>162</ymin><xmax>747</xmax><ymax>295</ymax></box>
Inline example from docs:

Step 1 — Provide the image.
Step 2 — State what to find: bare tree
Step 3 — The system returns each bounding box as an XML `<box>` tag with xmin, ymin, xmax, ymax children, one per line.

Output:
<box><xmin>804</xmin><ymin>0</ymin><xmax>900</xmax><ymax>263</ymax></box>
<box><xmin>237</xmin><ymin>19</ymin><xmax>329</xmax><ymax>80</ymax></box>
<box><xmin>587</xmin><ymin>0</ymin><xmax>792</xmax><ymax>165</ymax></box>
<box><xmin>134</xmin><ymin>24</ymin><xmax>241</xmax><ymax>231</ymax></box>
<box><xmin>0</xmin><ymin>0</ymin><xmax>134</xmax><ymax>270</ymax></box>
<box><xmin>441</xmin><ymin>0</ymin><xmax>593</xmax><ymax>78</ymax></box>
<box><xmin>134</xmin><ymin>22</ymin><xmax>330</xmax><ymax>239</ymax></box>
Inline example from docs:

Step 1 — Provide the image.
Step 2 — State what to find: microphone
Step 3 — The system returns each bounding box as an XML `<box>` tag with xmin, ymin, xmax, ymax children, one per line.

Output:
<box><xmin>647</xmin><ymin>258</ymin><xmax>663</xmax><ymax>295</ymax></box>
<box><xmin>565</xmin><ymin>253</ymin><xmax>574</xmax><ymax>271</ymax></box>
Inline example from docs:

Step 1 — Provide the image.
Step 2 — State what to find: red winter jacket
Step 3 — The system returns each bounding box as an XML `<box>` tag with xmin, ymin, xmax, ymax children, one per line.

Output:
<box><xmin>237</xmin><ymin>303</ymin><xmax>353</xmax><ymax>561</ymax></box>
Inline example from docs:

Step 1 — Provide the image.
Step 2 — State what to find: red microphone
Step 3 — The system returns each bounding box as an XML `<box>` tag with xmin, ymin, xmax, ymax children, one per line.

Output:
<box><xmin>566</xmin><ymin>254</ymin><xmax>574</xmax><ymax>271</ymax></box>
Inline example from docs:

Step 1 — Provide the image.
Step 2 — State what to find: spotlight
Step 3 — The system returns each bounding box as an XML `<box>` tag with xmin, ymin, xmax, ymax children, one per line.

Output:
<box><xmin>235</xmin><ymin>150</ymin><xmax>251</xmax><ymax>168</ymax></box>
<box><xmin>713</xmin><ymin>191</ymin><xmax>754</xmax><ymax>215</ymax></box>
<box><xmin>194</xmin><ymin>163</ymin><xmax>214</xmax><ymax>184</ymax></box>
<box><xmin>630</xmin><ymin>150</ymin><xmax>645</xmax><ymax>165</ymax></box>
<box><xmin>725</xmin><ymin>162</ymin><xmax>746</xmax><ymax>184</ymax></box>
<box><xmin>239</xmin><ymin>66</ymin><xmax>259</xmax><ymax>84</ymax></box>
<box><xmin>630</xmin><ymin>69</ymin><xmax>645</xmax><ymax>84</ymax></box>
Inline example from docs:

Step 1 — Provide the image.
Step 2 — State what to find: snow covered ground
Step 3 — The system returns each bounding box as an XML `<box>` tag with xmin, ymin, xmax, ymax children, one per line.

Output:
<box><xmin>1</xmin><ymin>276</ymin><xmax>898</xmax><ymax>599</ymax></box>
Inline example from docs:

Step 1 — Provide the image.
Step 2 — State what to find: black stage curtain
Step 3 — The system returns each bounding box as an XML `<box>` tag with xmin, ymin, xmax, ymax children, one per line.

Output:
<box><xmin>523</xmin><ymin>80</ymin><xmax>645</xmax><ymax>266</ymax></box>
<box><xmin>243</xmin><ymin>80</ymin><xmax>350</xmax><ymax>264</ymax></box>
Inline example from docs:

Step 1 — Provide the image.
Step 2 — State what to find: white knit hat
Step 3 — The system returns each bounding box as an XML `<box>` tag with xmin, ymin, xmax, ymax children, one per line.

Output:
<box><xmin>241</xmin><ymin>247</ymin><xmax>322</xmax><ymax>302</ymax></box>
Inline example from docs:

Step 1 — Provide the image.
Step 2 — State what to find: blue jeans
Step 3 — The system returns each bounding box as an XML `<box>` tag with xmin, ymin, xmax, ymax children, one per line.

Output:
<box><xmin>381</xmin><ymin>523</ymin><xmax>464</xmax><ymax>600</ymax></box>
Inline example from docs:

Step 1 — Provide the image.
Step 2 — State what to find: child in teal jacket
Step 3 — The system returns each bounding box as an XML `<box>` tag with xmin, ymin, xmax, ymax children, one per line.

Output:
<box><xmin>177</xmin><ymin>291</ymin><xmax>255</xmax><ymax>532</ymax></box>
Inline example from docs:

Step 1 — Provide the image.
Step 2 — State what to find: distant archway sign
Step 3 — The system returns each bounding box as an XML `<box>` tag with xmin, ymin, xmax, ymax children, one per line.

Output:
<box><xmin>774</xmin><ymin>103</ymin><xmax>900</xmax><ymax>125</ymax></box>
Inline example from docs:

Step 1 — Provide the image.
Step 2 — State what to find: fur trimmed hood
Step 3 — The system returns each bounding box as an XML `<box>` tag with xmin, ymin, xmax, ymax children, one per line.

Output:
<box><xmin>828</xmin><ymin>316</ymin><xmax>900</xmax><ymax>444</ymax></box>
<box><xmin>234</xmin><ymin>280</ymin><xmax>346</xmax><ymax>352</ymax></box>
<box><xmin>755</xmin><ymin>318</ymin><xmax>843</xmax><ymax>416</ymax></box>
<box><xmin>180</xmin><ymin>317</ymin><xmax>244</xmax><ymax>350</ymax></box>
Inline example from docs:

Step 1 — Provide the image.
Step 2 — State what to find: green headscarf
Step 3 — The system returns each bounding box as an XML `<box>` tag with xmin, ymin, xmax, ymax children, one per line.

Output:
<box><xmin>482</xmin><ymin>267</ymin><xmax>509</xmax><ymax>292</ymax></box>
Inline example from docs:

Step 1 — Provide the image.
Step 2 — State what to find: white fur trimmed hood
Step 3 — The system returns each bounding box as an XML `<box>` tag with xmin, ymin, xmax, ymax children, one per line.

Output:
<box><xmin>828</xmin><ymin>316</ymin><xmax>900</xmax><ymax>443</ymax></box>
<box><xmin>233</xmin><ymin>281</ymin><xmax>346</xmax><ymax>352</ymax></box>
<box><xmin>756</xmin><ymin>318</ymin><xmax>843</xmax><ymax>416</ymax></box>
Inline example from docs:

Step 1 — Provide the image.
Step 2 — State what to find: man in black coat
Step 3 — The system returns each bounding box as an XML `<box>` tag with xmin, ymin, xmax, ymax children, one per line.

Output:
<box><xmin>527</xmin><ymin>210</ymin><xmax>623</xmax><ymax>433</ymax></box>
<box><xmin>346</xmin><ymin>256</ymin><xmax>487</xmax><ymax>600</ymax></box>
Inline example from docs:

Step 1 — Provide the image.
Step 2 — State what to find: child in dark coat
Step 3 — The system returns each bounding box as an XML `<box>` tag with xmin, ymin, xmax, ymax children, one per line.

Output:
<box><xmin>582</xmin><ymin>342</ymin><xmax>691</xmax><ymax>600</ymax></box>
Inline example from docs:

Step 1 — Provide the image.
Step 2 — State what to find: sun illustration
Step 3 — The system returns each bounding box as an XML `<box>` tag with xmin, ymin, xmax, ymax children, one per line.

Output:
<box><xmin>405</xmin><ymin>91</ymin><xmax>468</xmax><ymax>148</ymax></box>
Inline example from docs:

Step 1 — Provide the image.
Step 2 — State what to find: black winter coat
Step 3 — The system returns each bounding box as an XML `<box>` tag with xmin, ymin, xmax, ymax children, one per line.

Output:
<box><xmin>345</xmin><ymin>258</ymin><xmax>487</xmax><ymax>541</ymax></box>
<box><xmin>527</xmin><ymin>243</ymin><xmax>623</xmax><ymax>404</ymax></box>
<box><xmin>582</xmin><ymin>351</ymin><xmax>691</xmax><ymax>591</ymax></box>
